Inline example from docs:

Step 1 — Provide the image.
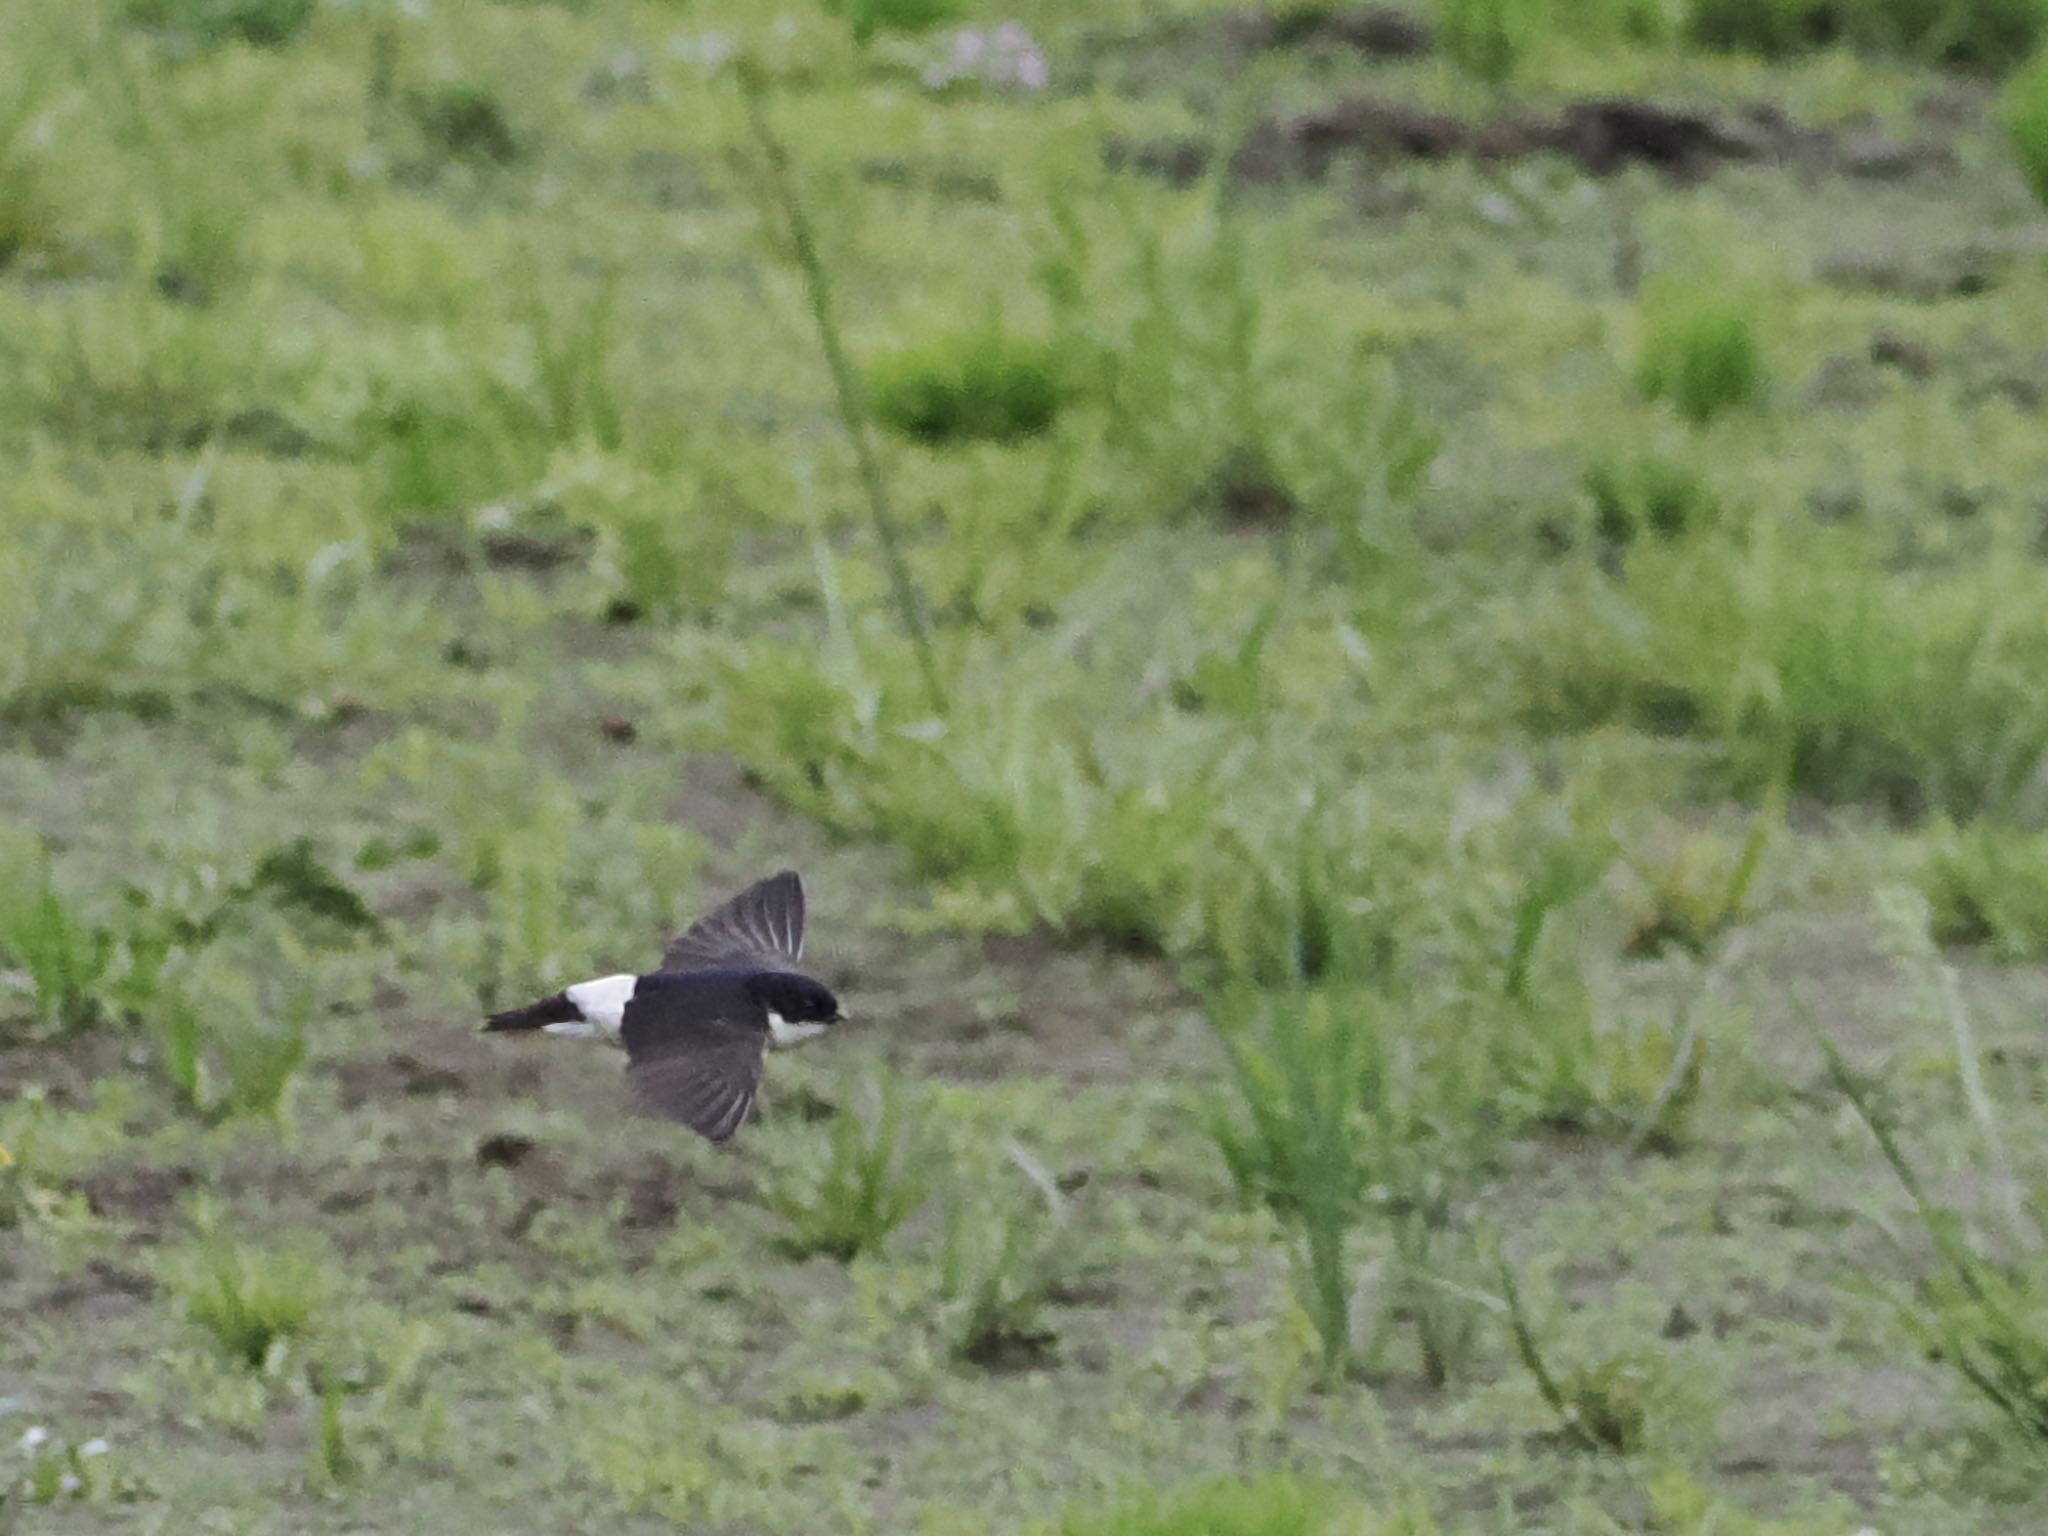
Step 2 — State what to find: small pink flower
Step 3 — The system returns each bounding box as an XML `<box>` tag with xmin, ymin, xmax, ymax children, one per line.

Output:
<box><xmin>925</xmin><ymin>22</ymin><xmax>1048</xmax><ymax>93</ymax></box>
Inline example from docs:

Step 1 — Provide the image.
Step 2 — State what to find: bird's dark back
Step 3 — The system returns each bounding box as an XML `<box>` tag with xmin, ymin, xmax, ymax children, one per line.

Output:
<box><xmin>618</xmin><ymin>969</ymin><xmax>766</xmax><ymax>1051</ymax></box>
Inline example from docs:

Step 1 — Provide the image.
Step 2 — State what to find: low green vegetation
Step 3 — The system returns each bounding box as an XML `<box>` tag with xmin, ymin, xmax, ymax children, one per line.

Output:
<box><xmin>122</xmin><ymin>0</ymin><xmax>316</xmax><ymax>50</ymax></box>
<box><xmin>1441</xmin><ymin>0</ymin><xmax>1536</xmax><ymax>83</ymax></box>
<box><xmin>1050</xmin><ymin>1474</ymin><xmax>1413</xmax><ymax>1536</ymax></box>
<box><xmin>763</xmin><ymin>1070</ymin><xmax>927</xmax><ymax>1261</ymax></box>
<box><xmin>1687</xmin><ymin>0</ymin><xmax>2048</xmax><ymax>66</ymax></box>
<box><xmin>7</xmin><ymin>0</ymin><xmax>2048</xmax><ymax>1530</ymax></box>
<box><xmin>825</xmin><ymin>0</ymin><xmax>968</xmax><ymax>47</ymax></box>
<box><xmin>1820</xmin><ymin>1029</ymin><xmax>2048</xmax><ymax>1456</ymax></box>
<box><xmin>1638</xmin><ymin>282</ymin><xmax>1767</xmax><ymax>424</ymax></box>
<box><xmin>162</xmin><ymin>1225</ymin><xmax>327</xmax><ymax>1373</ymax></box>
<box><xmin>937</xmin><ymin>1141</ymin><xmax>1080</xmax><ymax>1368</ymax></box>
<box><xmin>1915</xmin><ymin>820</ymin><xmax>2048</xmax><ymax>958</ymax></box>
<box><xmin>1584</xmin><ymin>445</ymin><xmax>1718</xmax><ymax>549</ymax></box>
<box><xmin>866</xmin><ymin>327</ymin><xmax>1070</xmax><ymax>446</ymax></box>
<box><xmin>0</xmin><ymin>832</ymin><xmax>110</xmax><ymax>1038</ymax></box>
<box><xmin>2008</xmin><ymin>45</ymin><xmax>2048</xmax><ymax>207</ymax></box>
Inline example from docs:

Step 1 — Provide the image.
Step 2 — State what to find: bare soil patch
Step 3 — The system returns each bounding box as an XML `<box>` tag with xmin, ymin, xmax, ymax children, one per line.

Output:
<box><xmin>1074</xmin><ymin>5</ymin><xmax>1431</xmax><ymax>95</ymax></box>
<box><xmin>1110</xmin><ymin>96</ymin><xmax>1949</xmax><ymax>188</ymax></box>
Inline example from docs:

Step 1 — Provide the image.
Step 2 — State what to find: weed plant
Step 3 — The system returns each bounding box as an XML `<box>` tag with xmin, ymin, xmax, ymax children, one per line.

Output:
<box><xmin>865</xmin><ymin>327</ymin><xmax>1069</xmax><ymax>446</ymax></box>
<box><xmin>1052</xmin><ymin>1474</ymin><xmax>1417</xmax><ymax>1536</ymax></box>
<box><xmin>1638</xmin><ymin>285</ymin><xmax>1766</xmax><ymax>424</ymax></box>
<box><xmin>1487</xmin><ymin>959</ymin><xmax>1711</xmax><ymax>1147</ymax></box>
<box><xmin>1613</xmin><ymin>809</ymin><xmax>1772</xmax><ymax>959</ymax></box>
<box><xmin>2008</xmin><ymin>46</ymin><xmax>2048</xmax><ymax>208</ymax></box>
<box><xmin>0</xmin><ymin>1140</ymin><xmax>29</xmax><ymax>1230</ymax></box>
<box><xmin>739</xmin><ymin>61</ymin><xmax>944</xmax><ymax>710</ymax></box>
<box><xmin>0</xmin><ymin>47</ymin><xmax>74</xmax><ymax>275</ymax></box>
<box><xmin>763</xmin><ymin>1071</ymin><xmax>927</xmax><ymax>1262</ymax></box>
<box><xmin>938</xmin><ymin>1142</ymin><xmax>1078</xmax><ymax>1367</ymax></box>
<box><xmin>1517</xmin><ymin>528</ymin><xmax>2048</xmax><ymax>819</ymax></box>
<box><xmin>0</xmin><ymin>832</ymin><xmax>109</xmax><ymax>1038</ymax></box>
<box><xmin>1498</xmin><ymin>1248</ymin><xmax>1700</xmax><ymax>1453</ymax></box>
<box><xmin>153</xmin><ymin>977</ymin><xmax>309</xmax><ymax>1126</ymax></box>
<box><xmin>1843</xmin><ymin>0</ymin><xmax>2048</xmax><ymax>67</ymax></box>
<box><xmin>1684</xmin><ymin>0</ymin><xmax>1823</xmax><ymax>56</ymax></box>
<box><xmin>313</xmin><ymin>1385</ymin><xmax>351</xmax><ymax>1487</ymax></box>
<box><xmin>1209</xmin><ymin>985</ymin><xmax>1483</xmax><ymax>1384</ymax></box>
<box><xmin>1688</xmin><ymin>0</ymin><xmax>2047</xmax><ymax>66</ymax></box>
<box><xmin>1915</xmin><ymin>819</ymin><xmax>2048</xmax><ymax>958</ymax></box>
<box><xmin>1079</xmin><ymin>200</ymin><xmax>1437</xmax><ymax>558</ymax></box>
<box><xmin>407</xmin><ymin>84</ymin><xmax>519</xmax><ymax>167</ymax></box>
<box><xmin>164</xmin><ymin>1225</ymin><xmax>326</xmax><ymax>1372</ymax></box>
<box><xmin>1644</xmin><ymin>1467</ymin><xmax>1871</xmax><ymax>1535</ymax></box>
<box><xmin>1585</xmin><ymin>448</ymin><xmax>1718</xmax><ymax>551</ymax></box>
<box><xmin>2</xmin><ymin>1423</ymin><xmax>124</xmax><ymax>1509</ymax></box>
<box><xmin>1442</xmin><ymin>0</ymin><xmax>1535</xmax><ymax>83</ymax></box>
<box><xmin>824</xmin><ymin>0</ymin><xmax>966</xmax><ymax>46</ymax></box>
<box><xmin>1818</xmin><ymin>1031</ymin><xmax>2048</xmax><ymax>1452</ymax></box>
<box><xmin>123</xmin><ymin>0</ymin><xmax>315</xmax><ymax>50</ymax></box>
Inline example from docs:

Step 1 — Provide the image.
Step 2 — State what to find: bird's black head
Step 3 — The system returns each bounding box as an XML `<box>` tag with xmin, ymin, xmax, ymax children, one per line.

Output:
<box><xmin>750</xmin><ymin>971</ymin><xmax>846</xmax><ymax>1027</ymax></box>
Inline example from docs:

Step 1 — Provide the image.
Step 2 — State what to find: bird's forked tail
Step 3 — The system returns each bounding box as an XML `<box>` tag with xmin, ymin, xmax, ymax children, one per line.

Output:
<box><xmin>484</xmin><ymin>992</ymin><xmax>581</xmax><ymax>1032</ymax></box>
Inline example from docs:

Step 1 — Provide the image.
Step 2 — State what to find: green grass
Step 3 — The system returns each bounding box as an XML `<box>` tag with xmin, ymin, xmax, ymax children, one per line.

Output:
<box><xmin>122</xmin><ymin>0</ymin><xmax>316</xmax><ymax>50</ymax></box>
<box><xmin>1817</xmin><ymin>1028</ymin><xmax>2048</xmax><ymax>1455</ymax></box>
<box><xmin>866</xmin><ymin>327</ymin><xmax>1071</xmax><ymax>446</ymax></box>
<box><xmin>1638</xmin><ymin>283</ymin><xmax>1767</xmax><ymax>425</ymax></box>
<box><xmin>163</xmin><ymin>1226</ymin><xmax>326</xmax><ymax>1372</ymax></box>
<box><xmin>2009</xmin><ymin>46</ymin><xmax>2048</xmax><ymax>207</ymax></box>
<box><xmin>937</xmin><ymin>1141</ymin><xmax>1081</xmax><ymax>1368</ymax></box>
<box><xmin>0</xmin><ymin>831</ymin><xmax>110</xmax><ymax>1038</ymax></box>
<box><xmin>1915</xmin><ymin>820</ymin><xmax>2048</xmax><ymax>958</ymax></box>
<box><xmin>1585</xmin><ymin>445</ymin><xmax>1719</xmax><ymax>549</ymax></box>
<box><xmin>1442</xmin><ymin>0</ymin><xmax>1539</xmax><ymax>83</ymax></box>
<box><xmin>762</xmin><ymin>1070</ymin><xmax>927</xmax><ymax>1261</ymax></box>
<box><xmin>1687</xmin><ymin>0</ymin><xmax>2048</xmax><ymax>66</ymax></box>
<box><xmin>1210</xmin><ymin>985</ymin><xmax>1489</xmax><ymax>1384</ymax></box>
<box><xmin>824</xmin><ymin>0</ymin><xmax>966</xmax><ymax>46</ymax></box>
<box><xmin>6</xmin><ymin>0</ymin><xmax>2048</xmax><ymax>1530</ymax></box>
<box><xmin>1051</xmin><ymin>1474</ymin><xmax>1415</xmax><ymax>1536</ymax></box>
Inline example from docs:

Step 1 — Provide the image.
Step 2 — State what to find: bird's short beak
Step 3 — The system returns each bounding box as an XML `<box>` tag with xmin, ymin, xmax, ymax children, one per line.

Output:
<box><xmin>833</xmin><ymin>1008</ymin><xmax>851</xmax><ymax>1024</ymax></box>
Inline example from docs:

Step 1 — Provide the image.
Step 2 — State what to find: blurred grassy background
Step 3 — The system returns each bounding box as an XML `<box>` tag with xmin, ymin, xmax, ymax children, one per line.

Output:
<box><xmin>8</xmin><ymin>0</ymin><xmax>2048</xmax><ymax>1530</ymax></box>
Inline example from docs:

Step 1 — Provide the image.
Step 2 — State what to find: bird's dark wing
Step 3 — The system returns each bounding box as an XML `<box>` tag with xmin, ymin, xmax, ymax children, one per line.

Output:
<box><xmin>659</xmin><ymin>869</ymin><xmax>805</xmax><ymax>975</ymax></box>
<box><xmin>620</xmin><ymin>984</ymin><xmax>767</xmax><ymax>1144</ymax></box>
<box><xmin>625</xmin><ymin>1037</ymin><xmax>763</xmax><ymax>1143</ymax></box>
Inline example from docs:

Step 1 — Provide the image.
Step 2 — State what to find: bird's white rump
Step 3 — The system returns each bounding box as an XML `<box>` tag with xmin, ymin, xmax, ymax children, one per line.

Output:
<box><xmin>552</xmin><ymin>973</ymin><xmax>637</xmax><ymax>1045</ymax></box>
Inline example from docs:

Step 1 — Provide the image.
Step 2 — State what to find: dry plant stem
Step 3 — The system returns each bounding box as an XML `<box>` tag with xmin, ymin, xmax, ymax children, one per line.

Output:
<box><xmin>735</xmin><ymin>59</ymin><xmax>946</xmax><ymax>715</ymax></box>
<box><xmin>1934</xmin><ymin>936</ymin><xmax>2026</xmax><ymax>1239</ymax></box>
<box><xmin>1621</xmin><ymin>930</ymin><xmax>1748</xmax><ymax>1159</ymax></box>
<box><xmin>1496</xmin><ymin>1247</ymin><xmax>1601</xmax><ymax>1453</ymax></box>
<box><xmin>1802</xmin><ymin>1000</ymin><xmax>2046</xmax><ymax>1441</ymax></box>
<box><xmin>1796</xmin><ymin>998</ymin><xmax>2001</xmax><ymax>1312</ymax></box>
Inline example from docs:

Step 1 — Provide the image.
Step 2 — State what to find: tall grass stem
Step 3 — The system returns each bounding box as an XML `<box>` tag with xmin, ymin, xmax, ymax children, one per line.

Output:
<box><xmin>736</xmin><ymin>60</ymin><xmax>946</xmax><ymax>714</ymax></box>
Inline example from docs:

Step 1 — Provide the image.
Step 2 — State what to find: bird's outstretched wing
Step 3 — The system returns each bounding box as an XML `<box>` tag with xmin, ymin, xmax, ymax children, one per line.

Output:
<box><xmin>620</xmin><ymin>981</ymin><xmax>767</xmax><ymax>1144</ymax></box>
<box><xmin>659</xmin><ymin>869</ymin><xmax>805</xmax><ymax>975</ymax></box>
<box><xmin>625</xmin><ymin>1038</ymin><xmax>763</xmax><ymax>1143</ymax></box>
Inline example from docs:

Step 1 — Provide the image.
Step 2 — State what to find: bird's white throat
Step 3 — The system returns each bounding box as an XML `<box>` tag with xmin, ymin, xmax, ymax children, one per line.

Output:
<box><xmin>766</xmin><ymin>1009</ymin><xmax>827</xmax><ymax>1049</ymax></box>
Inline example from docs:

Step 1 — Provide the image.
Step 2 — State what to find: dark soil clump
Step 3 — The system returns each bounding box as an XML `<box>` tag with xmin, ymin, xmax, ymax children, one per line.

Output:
<box><xmin>1114</xmin><ymin>93</ymin><xmax>1944</xmax><ymax>188</ymax></box>
<box><xmin>1218</xmin><ymin>5</ymin><xmax>1432</xmax><ymax>58</ymax></box>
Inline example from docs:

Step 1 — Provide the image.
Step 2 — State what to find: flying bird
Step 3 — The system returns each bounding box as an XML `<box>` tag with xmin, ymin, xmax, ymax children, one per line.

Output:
<box><xmin>482</xmin><ymin>870</ymin><xmax>845</xmax><ymax>1143</ymax></box>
